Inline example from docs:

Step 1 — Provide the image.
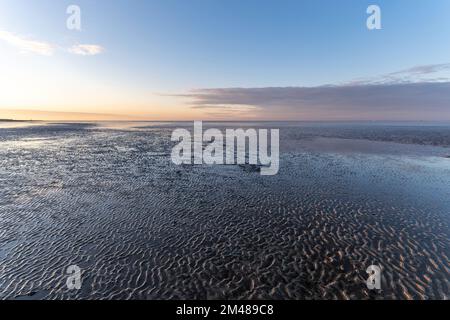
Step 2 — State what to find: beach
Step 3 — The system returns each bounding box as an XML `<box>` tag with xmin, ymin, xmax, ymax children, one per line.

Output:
<box><xmin>0</xmin><ymin>121</ymin><xmax>449</xmax><ymax>299</ymax></box>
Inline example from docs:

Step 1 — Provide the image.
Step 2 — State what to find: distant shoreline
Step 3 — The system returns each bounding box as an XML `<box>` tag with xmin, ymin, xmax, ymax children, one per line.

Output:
<box><xmin>1</xmin><ymin>119</ymin><xmax>450</xmax><ymax>127</ymax></box>
<box><xmin>0</xmin><ymin>119</ymin><xmax>42</xmax><ymax>123</ymax></box>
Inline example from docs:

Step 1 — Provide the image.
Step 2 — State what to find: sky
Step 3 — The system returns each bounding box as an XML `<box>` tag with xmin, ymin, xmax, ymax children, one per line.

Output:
<box><xmin>0</xmin><ymin>0</ymin><xmax>449</xmax><ymax>120</ymax></box>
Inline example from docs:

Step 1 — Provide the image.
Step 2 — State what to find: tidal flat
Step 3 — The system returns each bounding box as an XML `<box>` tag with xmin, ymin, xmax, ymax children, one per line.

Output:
<box><xmin>0</xmin><ymin>121</ymin><xmax>449</xmax><ymax>299</ymax></box>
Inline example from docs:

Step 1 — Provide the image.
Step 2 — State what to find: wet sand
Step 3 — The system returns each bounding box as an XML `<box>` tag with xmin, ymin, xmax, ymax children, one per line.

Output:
<box><xmin>0</xmin><ymin>122</ymin><xmax>449</xmax><ymax>300</ymax></box>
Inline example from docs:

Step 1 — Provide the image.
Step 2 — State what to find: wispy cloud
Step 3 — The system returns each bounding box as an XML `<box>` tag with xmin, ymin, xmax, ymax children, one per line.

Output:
<box><xmin>348</xmin><ymin>63</ymin><xmax>450</xmax><ymax>85</ymax></box>
<box><xmin>0</xmin><ymin>30</ymin><xmax>104</xmax><ymax>57</ymax></box>
<box><xmin>389</xmin><ymin>63</ymin><xmax>450</xmax><ymax>76</ymax></box>
<box><xmin>176</xmin><ymin>65</ymin><xmax>450</xmax><ymax>120</ymax></box>
<box><xmin>0</xmin><ymin>30</ymin><xmax>55</xmax><ymax>56</ymax></box>
<box><xmin>68</xmin><ymin>44</ymin><xmax>104</xmax><ymax>56</ymax></box>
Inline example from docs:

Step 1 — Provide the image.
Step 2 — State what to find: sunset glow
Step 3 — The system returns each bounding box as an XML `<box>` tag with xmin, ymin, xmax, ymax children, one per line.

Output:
<box><xmin>1</xmin><ymin>0</ymin><xmax>449</xmax><ymax>120</ymax></box>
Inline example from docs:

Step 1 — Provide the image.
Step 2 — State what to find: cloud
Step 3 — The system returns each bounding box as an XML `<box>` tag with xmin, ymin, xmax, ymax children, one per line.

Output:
<box><xmin>389</xmin><ymin>64</ymin><xmax>450</xmax><ymax>76</ymax></box>
<box><xmin>177</xmin><ymin>81</ymin><xmax>450</xmax><ymax>121</ymax></box>
<box><xmin>0</xmin><ymin>30</ymin><xmax>104</xmax><ymax>57</ymax></box>
<box><xmin>0</xmin><ymin>30</ymin><xmax>55</xmax><ymax>56</ymax></box>
<box><xmin>348</xmin><ymin>63</ymin><xmax>450</xmax><ymax>85</ymax></box>
<box><xmin>68</xmin><ymin>44</ymin><xmax>104</xmax><ymax>56</ymax></box>
<box><xmin>175</xmin><ymin>64</ymin><xmax>450</xmax><ymax>120</ymax></box>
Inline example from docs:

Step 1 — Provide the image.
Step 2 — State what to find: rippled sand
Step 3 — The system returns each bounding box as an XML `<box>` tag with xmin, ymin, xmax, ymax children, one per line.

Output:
<box><xmin>0</xmin><ymin>122</ymin><xmax>449</xmax><ymax>300</ymax></box>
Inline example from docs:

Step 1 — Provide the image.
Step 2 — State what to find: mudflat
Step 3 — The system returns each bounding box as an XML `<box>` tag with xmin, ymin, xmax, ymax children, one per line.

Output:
<box><xmin>0</xmin><ymin>122</ymin><xmax>449</xmax><ymax>300</ymax></box>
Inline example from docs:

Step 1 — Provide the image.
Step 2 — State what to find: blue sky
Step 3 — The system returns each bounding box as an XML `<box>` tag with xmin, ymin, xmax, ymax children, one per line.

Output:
<box><xmin>0</xmin><ymin>0</ymin><xmax>449</xmax><ymax>120</ymax></box>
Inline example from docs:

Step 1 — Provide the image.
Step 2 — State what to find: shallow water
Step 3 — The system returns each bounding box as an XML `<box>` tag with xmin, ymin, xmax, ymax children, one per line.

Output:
<box><xmin>0</xmin><ymin>122</ymin><xmax>449</xmax><ymax>300</ymax></box>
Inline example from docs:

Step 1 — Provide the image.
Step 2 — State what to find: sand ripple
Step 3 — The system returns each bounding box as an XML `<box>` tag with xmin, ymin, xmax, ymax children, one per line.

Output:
<box><xmin>0</xmin><ymin>123</ymin><xmax>449</xmax><ymax>300</ymax></box>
